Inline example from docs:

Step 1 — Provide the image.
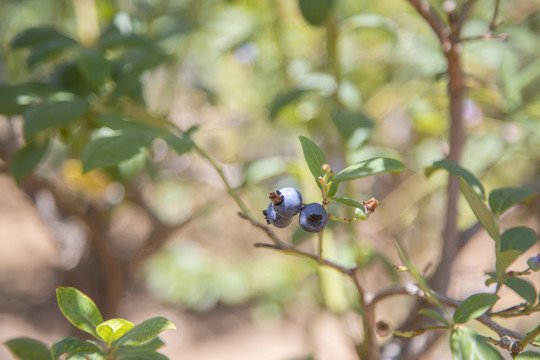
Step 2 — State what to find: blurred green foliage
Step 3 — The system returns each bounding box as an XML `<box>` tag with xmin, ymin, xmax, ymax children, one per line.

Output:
<box><xmin>1</xmin><ymin>0</ymin><xmax>540</xmax><ymax>357</ymax></box>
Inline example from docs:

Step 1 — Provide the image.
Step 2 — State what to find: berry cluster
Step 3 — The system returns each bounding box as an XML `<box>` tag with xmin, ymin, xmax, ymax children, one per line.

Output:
<box><xmin>263</xmin><ymin>187</ymin><xmax>328</xmax><ymax>233</ymax></box>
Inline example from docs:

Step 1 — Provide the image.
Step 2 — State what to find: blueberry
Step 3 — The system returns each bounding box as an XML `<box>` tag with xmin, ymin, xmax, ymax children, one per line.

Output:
<box><xmin>527</xmin><ymin>254</ymin><xmax>540</xmax><ymax>272</ymax></box>
<box><xmin>299</xmin><ymin>203</ymin><xmax>328</xmax><ymax>233</ymax></box>
<box><xmin>269</xmin><ymin>187</ymin><xmax>303</xmax><ymax>217</ymax></box>
<box><xmin>263</xmin><ymin>203</ymin><xmax>293</xmax><ymax>228</ymax></box>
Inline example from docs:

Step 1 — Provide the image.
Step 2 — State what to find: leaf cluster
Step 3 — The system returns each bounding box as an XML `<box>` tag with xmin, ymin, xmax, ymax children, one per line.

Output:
<box><xmin>5</xmin><ymin>287</ymin><xmax>175</xmax><ymax>360</ymax></box>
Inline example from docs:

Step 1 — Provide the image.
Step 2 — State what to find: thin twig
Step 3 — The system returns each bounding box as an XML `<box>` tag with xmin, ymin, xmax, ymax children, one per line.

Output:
<box><xmin>406</xmin><ymin>0</ymin><xmax>449</xmax><ymax>45</ymax></box>
<box><xmin>368</xmin><ymin>283</ymin><xmax>524</xmax><ymax>341</ymax></box>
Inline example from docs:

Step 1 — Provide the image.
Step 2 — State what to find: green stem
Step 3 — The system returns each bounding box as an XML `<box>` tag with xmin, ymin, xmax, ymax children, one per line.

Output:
<box><xmin>317</xmin><ymin>232</ymin><xmax>324</xmax><ymax>263</ymax></box>
<box><xmin>518</xmin><ymin>322</ymin><xmax>540</xmax><ymax>349</ymax></box>
<box><xmin>192</xmin><ymin>143</ymin><xmax>251</xmax><ymax>217</ymax></box>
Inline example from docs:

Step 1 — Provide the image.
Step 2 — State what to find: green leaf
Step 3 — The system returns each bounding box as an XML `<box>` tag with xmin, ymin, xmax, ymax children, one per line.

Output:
<box><xmin>56</xmin><ymin>286</ymin><xmax>103</xmax><ymax>338</ymax></box>
<box><xmin>418</xmin><ymin>308</ymin><xmax>450</xmax><ymax>326</ymax></box>
<box><xmin>269</xmin><ymin>88</ymin><xmax>313</xmax><ymax>119</ymax></box>
<box><xmin>450</xmin><ymin>327</ymin><xmax>504</xmax><ymax>360</ymax></box>
<box><xmin>27</xmin><ymin>38</ymin><xmax>79</xmax><ymax>68</ymax></box>
<box><xmin>515</xmin><ymin>352</ymin><xmax>540</xmax><ymax>359</ymax></box>
<box><xmin>10</xmin><ymin>138</ymin><xmax>50</xmax><ymax>184</ymax></box>
<box><xmin>500</xmin><ymin>227</ymin><xmax>537</xmax><ymax>254</ymax></box>
<box><xmin>331</xmin><ymin>196</ymin><xmax>366</xmax><ymax>211</ymax></box>
<box><xmin>333</xmin><ymin>157</ymin><xmax>405</xmax><ymax>182</ymax></box>
<box><xmin>495</xmin><ymin>250</ymin><xmax>521</xmax><ymax>276</ymax></box>
<box><xmin>505</xmin><ymin>277</ymin><xmax>537</xmax><ymax>304</ymax></box>
<box><xmin>0</xmin><ymin>83</ymin><xmax>60</xmax><ymax>115</ymax></box>
<box><xmin>394</xmin><ymin>241</ymin><xmax>450</xmax><ymax>317</ymax></box>
<box><xmin>453</xmin><ymin>293</ymin><xmax>499</xmax><ymax>324</ymax></box>
<box><xmin>97</xmin><ymin>318</ymin><xmax>134</xmax><ymax>345</ymax></box>
<box><xmin>426</xmin><ymin>159</ymin><xmax>485</xmax><ymax>199</ymax></box>
<box><xmin>113</xmin><ymin>349</ymin><xmax>168</xmax><ymax>360</ymax></box>
<box><xmin>12</xmin><ymin>27</ymin><xmax>79</xmax><ymax>68</ymax></box>
<box><xmin>460</xmin><ymin>179</ymin><xmax>500</xmax><ymax>244</ymax></box>
<box><xmin>299</xmin><ymin>136</ymin><xmax>328</xmax><ymax>184</ymax></box>
<box><xmin>331</xmin><ymin>109</ymin><xmax>373</xmax><ymax>142</ymax></box>
<box><xmin>164</xmin><ymin>134</ymin><xmax>194</xmax><ymax>156</ymax></box>
<box><xmin>298</xmin><ymin>0</ymin><xmax>334</xmax><ymax>26</ymax></box>
<box><xmin>489</xmin><ymin>187</ymin><xmax>536</xmax><ymax>216</ymax></box>
<box><xmin>4</xmin><ymin>338</ymin><xmax>51</xmax><ymax>360</ymax></box>
<box><xmin>11</xmin><ymin>26</ymin><xmax>76</xmax><ymax>49</ymax></box>
<box><xmin>51</xmin><ymin>337</ymin><xmax>103</xmax><ymax>360</ymax></box>
<box><xmin>66</xmin><ymin>353</ymin><xmax>105</xmax><ymax>360</ymax></box>
<box><xmin>121</xmin><ymin>337</ymin><xmax>165</xmax><ymax>351</ymax></box>
<box><xmin>23</xmin><ymin>99</ymin><xmax>90</xmax><ymax>139</ymax></box>
<box><xmin>97</xmin><ymin>113</ymin><xmax>168</xmax><ymax>133</ymax></box>
<box><xmin>81</xmin><ymin>130</ymin><xmax>156</xmax><ymax>172</ymax></box>
<box><xmin>77</xmin><ymin>48</ymin><xmax>111</xmax><ymax>89</ymax></box>
<box><xmin>115</xmin><ymin>317</ymin><xmax>175</xmax><ymax>346</ymax></box>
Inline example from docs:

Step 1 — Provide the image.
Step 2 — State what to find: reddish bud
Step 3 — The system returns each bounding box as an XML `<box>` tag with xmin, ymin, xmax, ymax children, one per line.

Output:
<box><xmin>363</xmin><ymin>197</ymin><xmax>379</xmax><ymax>213</ymax></box>
<box><xmin>376</xmin><ymin>321</ymin><xmax>391</xmax><ymax>337</ymax></box>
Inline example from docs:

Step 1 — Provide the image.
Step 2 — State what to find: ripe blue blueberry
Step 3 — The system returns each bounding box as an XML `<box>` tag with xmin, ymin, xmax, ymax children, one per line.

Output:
<box><xmin>263</xmin><ymin>203</ymin><xmax>293</xmax><ymax>228</ymax></box>
<box><xmin>270</xmin><ymin>187</ymin><xmax>303</xmax><ymax>217</ymax></box>
<box><xmin>527</xmin><ymin>254</ymin><xmax>540</xmax><ymax>272</ymax></box>
<box><xmin>299</xmin><ymin>203</ymin><xmax>328</xmax><ymax>233</ymax></box>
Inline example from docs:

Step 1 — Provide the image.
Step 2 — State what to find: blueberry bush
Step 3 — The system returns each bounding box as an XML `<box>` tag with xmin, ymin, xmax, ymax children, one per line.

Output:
<box><xmin>1</xmin><ymin>0</ymin><xmax>540</xmax><ymax>359</ymax></box>
<box><xmin>6</xmin><ymin>287</ymin><xmax>175</xmax><ymax>360</ymax></box>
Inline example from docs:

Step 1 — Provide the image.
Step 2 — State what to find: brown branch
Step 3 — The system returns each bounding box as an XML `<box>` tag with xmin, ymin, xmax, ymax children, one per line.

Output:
<box><xmin>239</xmin><ymin>211</ymin><xmax>379</xmax><ymax>359</ymax></box>
<box><xmin>406</xmin><ymin>0</ymin><xmax>450</xmax><ymax>46</ymax></box>
<box><xmin>368</xmin><ymin>283</ymin><xmax>524</xmax><ymax>342</ymax></box>
<box><xmin>125</xmin><ymin>185</ymin><xmax>194</xmax><ymax>272</ymax></box>
<box><xmin>457</xmin><ymin>0</ymin><xmax>478</xmax><ymax>31</ymax></box>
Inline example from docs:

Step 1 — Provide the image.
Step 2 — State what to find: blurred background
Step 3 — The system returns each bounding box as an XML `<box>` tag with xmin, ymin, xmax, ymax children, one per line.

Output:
<box><xmin>0</xmin><ymin>0</ymin><xmax>540</xmax><ymax>359</ymax></box>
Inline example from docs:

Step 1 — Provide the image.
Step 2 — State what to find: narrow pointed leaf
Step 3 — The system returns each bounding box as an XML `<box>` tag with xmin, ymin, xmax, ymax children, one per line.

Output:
<box><xmin>56</xmin><ymin>286</ymin><xmax>103</xmax><ymax>338</ymax></box>
<box><xmin>51</xmin><ymin>337</ymin><xmax>103</xmax><ymax>360</ymax></box>
<box><xmin>299</xmin><ymin>136</ymin><xmax>328</xmax><ymax>184</ymax></box>
<box><xmin>394</xmin><ymin>241</ymin><xmax>450</xmax><ymax>317</ymax></box>
<box><xmin>453</xmin><ymin>293</ymin><xmax>499</xmax><ymax>324</ymax></box>
<box><xmin>331</xmin><ymin>196</ymin><xmax>366</xmax><ymax>211</ymax></box>
<box><xmin>489</xmin><ymin>187</ymin><xmax>536</xmax><ymax>215</ymax></box>
<box><xmin>115</xmin><ymin>317</ymin><xmax>175</xmax><ymax>346</ymax></box>
<box><xmin>4</xmin><ymin>338</ymin><xmax>51</xmax><ymax>360</ymax></box>
<box><xmin>460</xmin><ymin>179</ymin><xmax>500</xmax><ymax>244</ymax></box>
<box><xmin>426</xmin><ymin>159</ymin><xmax>485</xmax><ymax>199</ymax></box>
<box><xmin>333</xmin><ymin>157</ymin><xmax>405</xmax><ymax>182</ymax></box>
<box><xmin>450</xmin><ymin>327</ymin><xmax>504</xmax><ymax>360</ymax></box>
<box><xmin>500</xmin><ymin>227</ymin><xmax>537</xmax><ymax>254</ymax></box>
<box><xmin>418</xmin><ymin>308</ymin><xmax>450</xmax><ymax>326</ymax></box>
